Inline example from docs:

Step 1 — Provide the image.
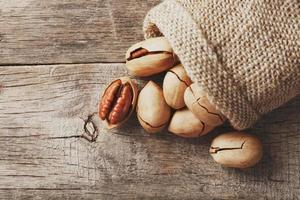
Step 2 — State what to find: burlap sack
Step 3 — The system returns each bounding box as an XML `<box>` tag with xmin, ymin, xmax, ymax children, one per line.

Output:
<box><xmin>143</xmin><ymin>0</ymin><xmax>300</xmax><ymax>130</ymax></box>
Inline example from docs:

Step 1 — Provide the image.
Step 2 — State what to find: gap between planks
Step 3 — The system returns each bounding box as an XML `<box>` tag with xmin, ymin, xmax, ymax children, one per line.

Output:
<box><xmin>0</xmin><ymin>61</ymin><xmax>126</xmax><ymax>67</ymax></box>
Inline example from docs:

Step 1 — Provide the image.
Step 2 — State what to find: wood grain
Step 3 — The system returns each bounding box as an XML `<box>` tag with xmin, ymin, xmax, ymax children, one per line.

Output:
<box><xmin>0</xmin><ymin>64</ymin><xmax>299</xmax><ymax>199</ymax></box>
<box><xmin>0</xmin><ymin>0</ymin><xmax>160</xmax><ymax>65</ymax></box>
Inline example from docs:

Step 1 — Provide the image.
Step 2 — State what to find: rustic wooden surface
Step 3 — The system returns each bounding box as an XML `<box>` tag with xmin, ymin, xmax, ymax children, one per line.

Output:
<box><xmin>0</xmin><ymin>1</ymin><xmax>299</xmax><ymax>200</ymax></box>
<box><xmin>0</xmin><ymin>0</ymin><xmax>160</xmax><ymax>65</ymax></box>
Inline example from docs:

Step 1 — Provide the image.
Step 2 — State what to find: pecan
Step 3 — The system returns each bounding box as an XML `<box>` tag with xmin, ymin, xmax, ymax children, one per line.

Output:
<box><xmin>168</xmin><ymin>108</ymin><xmax>214</xmax><ymax>138</ymax></box>
<box><xmin>108</xmin><ymin>83</ymin><xmax>132</xmax><ymax>124</ymax></box>
<box><xmin>184</xmin><ymin>83</ymin><xmax>226</xmax><ymax>126</ymax></box>
<box><xmin>125</xmin><ymin>37</ymin><xmax>178</xmax><ymax>77</ymax></box>
<box><xmin>136</xmin><ymin>81</ymin><xmax>171</xmax><ymax>133</ymax></box>
<box><xmin>209</xmin><ymin>132</ymin><xmax>263</xmax><ymax>168</ymax></box>
<box><xmin>98</xmin><ymin>77</ymin><xmax>138</xmax><ymax>129</ymax></box>
<box><xmin>99</xmin><ymin>79</ymin><xmax>122</xmax><ymax>120</ymax></box>
<box><xmin>163</xmin><ymin>64</ymin><xmax>192</xmax><ymax>109</ymax></box>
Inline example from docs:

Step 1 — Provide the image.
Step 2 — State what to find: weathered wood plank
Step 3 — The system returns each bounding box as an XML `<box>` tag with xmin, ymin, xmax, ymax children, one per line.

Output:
<box><xmin>0</xmin><ymin>0</ymin><xmax>160</xmax><ymax>65</ymax></box>
<box><xmin>0</xmin><ymin>64</ymin><xmax>299</xmax><ymax>199</ymax></box>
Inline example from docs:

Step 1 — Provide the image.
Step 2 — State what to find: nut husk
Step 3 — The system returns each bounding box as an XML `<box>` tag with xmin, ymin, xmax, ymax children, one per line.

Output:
<box><xmin>125</xmin><ymin>37</ymin><xmax>178</xmax><ymax>77</ymax></box>
<box><xmin>163</xmin><ymin>64</ymin><xmax>192</xmax><ymax>109</ymax></box>
<box><xmin>184</xmin><ymin>83</ymin><xmax>226</xmax><ymax>126</ymax></box>
<box><xmin>209</xmin><ymin>131</ymin><xmax>263</xmax><ymax>168</ymax></box>
<box><xmin>137</xmin><ymin>81</ymin><xmax>171</xmax><ymax>133</ymax></box>
<box><xmin>98</xmin><ymin>77</ymin><xmax>138</xmax><ymax>129</ymax></box>
<box><xmin>168</xmin><ymin>108</ymin><xmax>215</xmax><ymax>138</ymax></box>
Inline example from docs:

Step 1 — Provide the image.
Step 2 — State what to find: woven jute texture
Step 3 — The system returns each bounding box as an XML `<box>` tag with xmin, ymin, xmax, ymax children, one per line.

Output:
<box><xmin>143</xmin><ymin>0</ymin><xmax>300</xmax><ymax>130</ymax></box>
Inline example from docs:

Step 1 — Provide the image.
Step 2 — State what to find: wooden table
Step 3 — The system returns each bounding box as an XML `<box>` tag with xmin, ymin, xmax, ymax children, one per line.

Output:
<box><xmin>0</xmin><ymin>1</ymin><xmax>299</xmax><ymax>199</ymax></box>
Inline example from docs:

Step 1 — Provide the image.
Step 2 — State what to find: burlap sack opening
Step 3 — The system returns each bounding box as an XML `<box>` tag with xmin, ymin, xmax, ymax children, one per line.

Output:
<box><xmin>143</xmin><ymin>0</ymin><xmax>300</xmax><ymax>130</ymax></box>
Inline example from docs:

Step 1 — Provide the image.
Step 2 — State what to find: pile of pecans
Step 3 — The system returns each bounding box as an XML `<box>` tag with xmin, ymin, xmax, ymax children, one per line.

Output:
<box><xmin>98</xmin><ymin>37</ymin><xmax>263</xmax><ymax>169</ymax></box>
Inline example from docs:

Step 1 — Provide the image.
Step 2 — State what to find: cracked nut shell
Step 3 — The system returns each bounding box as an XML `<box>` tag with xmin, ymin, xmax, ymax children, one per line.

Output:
<box><xmin>184</xmin><ymin>83</ymin><xmax>226</xmax><ymax>126</ymax></box>
<box><xmin>98</xmin><ymin>77</ymin><xmax>138</xmax><ymax>129</ymax></box>
<box><xmin>163</xmin><ymin>64</ymin><xmax>192</xmax><ymax>109</ymax></box>
<box><xmin>137</xmin><ymin>81</ymin><xmax>171</xmax><ymax>133</ymax></box>
<box><xmin>209</xmin><ymin>131</ymin><xmax>263</xmax><ymax>168</ymax></box>
<box><xmin>125</xmin><ymin>37</ymin><xmax>178</xmax><ymax>77</ymax></box>
<box><xmin>168</xmin><ymin>108</ymin><xmax>215</xmax><ymax>138</ymax></box>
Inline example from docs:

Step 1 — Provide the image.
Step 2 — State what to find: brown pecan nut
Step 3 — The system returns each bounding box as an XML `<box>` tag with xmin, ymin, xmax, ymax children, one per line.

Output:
<box><xmin>184</xmin><ymin>83</ymin><xmax>226</xmax><ymax>126</ymax></box>
<box><xmin>163</xmin><ymin>64</ymin><xmax>192</xmax><ymax>109</ymax></box>
<box><xmin>136</xmin><ymin>81</ymin><xmax>171</xmax><ymax>133</ymax></box>
<box><xmin>168</xmin><ymin>108</ymin><xmax>215</xmax><ymax>138</ymax></box>
<box><xmin>125</xmin><ymin>37</ymin><xmax>178</xmax><ymax>77</ymax></box>
<box><xmin>209</xmin><ymin>131</ymin><xmax>263</xmax><ymax>168</ymax></box>
<box><xmin>99</xmin><ymin>77</ymin><xmax>138</xmax><ymax>129</ymax></box>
